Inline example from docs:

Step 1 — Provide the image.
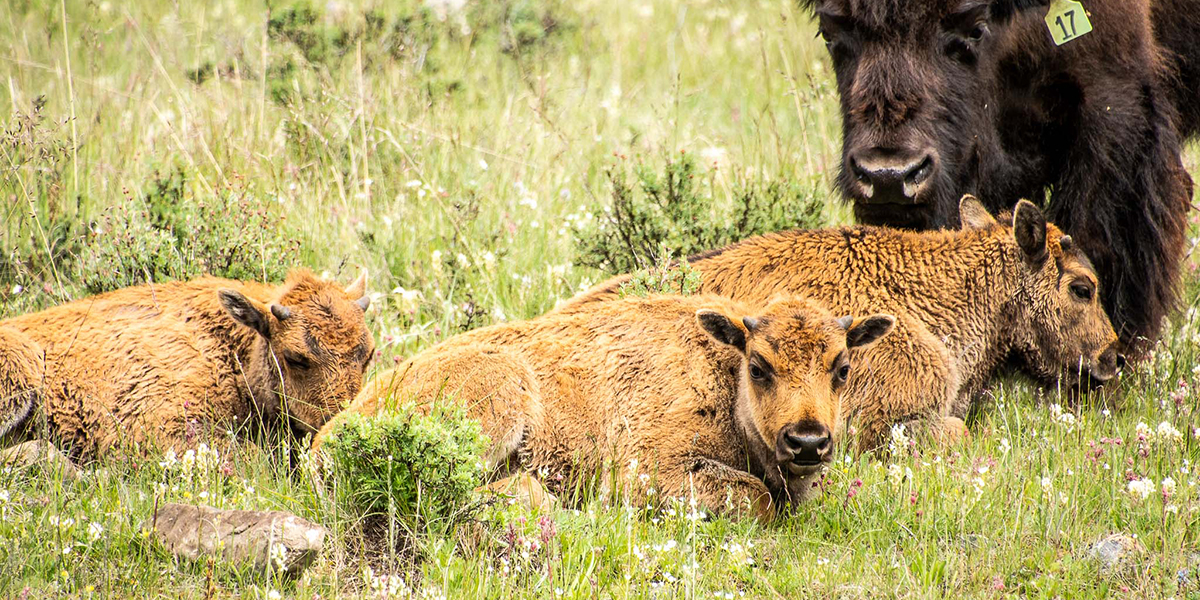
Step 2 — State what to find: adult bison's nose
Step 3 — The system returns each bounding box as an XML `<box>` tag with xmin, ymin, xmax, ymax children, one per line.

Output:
<box><xmin>848</xmin><ymin>147</ymin><xmax>937</xmax><ymax>205</ymax></box>
<box><xmin>778</xmin><ymin>422</ymin><xmax>832</xmax><ymax>467</ymax></box>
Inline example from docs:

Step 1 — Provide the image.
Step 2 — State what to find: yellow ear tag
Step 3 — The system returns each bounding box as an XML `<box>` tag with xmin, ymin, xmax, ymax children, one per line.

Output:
<box><xmin>1045</xmin><ymin>0</ymin><xmax>1093</xmax><ymax>46</ymax></box>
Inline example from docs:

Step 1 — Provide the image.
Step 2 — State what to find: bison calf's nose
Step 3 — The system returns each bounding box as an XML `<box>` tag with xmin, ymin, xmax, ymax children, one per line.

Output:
<box><xmin>848</xmin><ymin>148</ymin><xmax>937</xmax><ymax>205</ymax></box>
<box><xmin>1089</xmin><ymin>348</ymin><xmax>1122</xmax><ymax>383</ymax></box>
<box><xmin>779</xmin><ymin>422</ymin><xmax>832</xmax><ymax>467</ymax></box>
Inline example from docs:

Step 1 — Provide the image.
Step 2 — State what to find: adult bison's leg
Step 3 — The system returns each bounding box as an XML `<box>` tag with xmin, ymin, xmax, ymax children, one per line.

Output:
<box><xmin>1047</xmin><ymin>77</ymin><xmax>1190</xmax><ymax>355</ymax></box>
<box><xmin>0</xmin><ymin>328</ymin><xmax>43</xmax><ymax>441</ymax></box>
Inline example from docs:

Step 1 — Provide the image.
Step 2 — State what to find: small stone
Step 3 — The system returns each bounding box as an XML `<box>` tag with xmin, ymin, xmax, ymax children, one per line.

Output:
<box><xmin>0</xmin><ymin>441</ymin><xmax>80</xmax><ymax>480</ymax></box>
<box><xmin>145</xmin><ymin>503</ymin><xmax>326</xmax><ymax>578</ymax></box>
<box><xmin>1090</xmin><ymin>533</ymin><xmax>1143</xmax><ymax>571</ymax></box>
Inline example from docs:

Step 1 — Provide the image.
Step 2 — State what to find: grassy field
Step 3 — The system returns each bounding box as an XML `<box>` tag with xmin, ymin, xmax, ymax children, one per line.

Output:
<box><xmin>1</xmin><ymin>0</ymin><xmax>1199</xmax><ymax>597</ymax></box>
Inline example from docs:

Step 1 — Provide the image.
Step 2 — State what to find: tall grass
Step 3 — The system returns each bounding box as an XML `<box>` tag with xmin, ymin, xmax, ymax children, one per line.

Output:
<box><xmin>1</xmin><ymin>0</ymin><xmax>1198</xmax><ymax>598</ymax></box>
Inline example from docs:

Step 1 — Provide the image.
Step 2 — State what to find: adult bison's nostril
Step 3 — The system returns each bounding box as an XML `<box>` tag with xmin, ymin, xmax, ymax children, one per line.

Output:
<box><xmin>848</xmin><ymin>147</ymin><xmax>938</xmax><ymax>205</ymax></box>
<box><xmin>778</xmin><ymin>422</ymin><xmax>833</xmax><ymax>467</ymax></box>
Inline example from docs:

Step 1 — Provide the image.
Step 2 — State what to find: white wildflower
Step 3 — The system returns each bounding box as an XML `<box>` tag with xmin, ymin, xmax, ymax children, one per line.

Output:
<box><xmin>269</xmin><ymin>543</ymin><xmax>288</xmax><ymax>571</ymax></box>
<box><xmin>1162</xmin><ymin>477</ymin><xmax>1177</xmax><ymax>497</ymax></box>
<box><xmin>1157</xmin><ymin>421</ymin><xmax>1183</xmax><ymax>443</ymax></box>
<box><xmin>888</xmin><ymin>423</ymin><xmax>910</xmax><ymax>455</ymax></box>
<box><xmin>1128</xmin><ymin>478</ymin><xmax>1155</xmax><ymax>501</ymax></box>
<box><xmin>158</xmin><ymin>449</ymin><xmax>178</xmax><ymax>470</ymax></box>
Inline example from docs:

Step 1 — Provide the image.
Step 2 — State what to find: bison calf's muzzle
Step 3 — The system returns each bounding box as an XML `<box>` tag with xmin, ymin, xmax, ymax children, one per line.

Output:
<box><xmin>1086</xmin><ymin>346</ymin><xmax>1123</xmax><ymax>384</ymax></box>
<box><xmin>777</xmin><ymin>421</ymin><xmax>833</xmax><ymax>472</ymax></box>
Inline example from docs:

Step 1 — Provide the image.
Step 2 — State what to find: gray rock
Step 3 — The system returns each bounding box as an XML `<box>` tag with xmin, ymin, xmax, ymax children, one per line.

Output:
<box><xmin>0</xmin><ymin>440</ymin><xmax>80</xmax><ymax>480</ymax></box>
<box><xmin>145</xmin><ymin>503</ymin><xmax>326</xmax><ymax>578</ymax></box>
<box><xmin>1090</xmin><ymin>533</ymin><xmax>1143</xmax><ymax>571</ymax></box>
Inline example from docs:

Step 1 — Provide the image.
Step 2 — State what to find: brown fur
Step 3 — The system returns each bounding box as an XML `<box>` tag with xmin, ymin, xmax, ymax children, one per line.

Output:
<box><xmin>561</xmin><ymin>198</ymin><xmax>1120</xmax><ymax>447</ymax></box>
<box><xmin>0</xmin><ymin>271</ymin><xmax>373</xmax><ymax>459</ymax></box>
<box><xmin>315</xmin><ymin>295</ymin><xmax>892</xmax><ymax>520</ymax></box>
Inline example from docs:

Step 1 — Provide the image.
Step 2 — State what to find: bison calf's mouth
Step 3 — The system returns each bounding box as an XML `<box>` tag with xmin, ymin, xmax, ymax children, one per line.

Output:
<box><xmin>776</xmin><ymin>421</ymin><xmax>833</xmax><ymax>473</ymax></box>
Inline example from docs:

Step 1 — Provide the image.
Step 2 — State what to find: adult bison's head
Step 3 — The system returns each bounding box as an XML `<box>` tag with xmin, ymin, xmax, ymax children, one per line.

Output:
<box><xmin>219</xmin><ymin>270</ymin><xmax>374</xmax><ymax>437</ymax></box>
<box><xmin>805</xmin><ymin>0</ymin><xmax>1048</xmax><ymax>228</ymax></box>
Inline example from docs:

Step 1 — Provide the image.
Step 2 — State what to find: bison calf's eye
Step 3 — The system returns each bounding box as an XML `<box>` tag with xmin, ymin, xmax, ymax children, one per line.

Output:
<box><xmin>748</xmin><ymin>364</ymin><xmax>768</xmax><ymax>381</ymax></box>
<box><xmin>835</xmin><ymin>364</ymin><xmax>851</xmax><ymax>384</ymax></box>
<box><xmin>1070</xmin><ymin>282</ymin><xmax>1094</xmax><ymax>302</ymax></box>
<box><xmin>285</xmin><ymin>354</ymin><xmax>312</xmax><ymax>370</ymax></box>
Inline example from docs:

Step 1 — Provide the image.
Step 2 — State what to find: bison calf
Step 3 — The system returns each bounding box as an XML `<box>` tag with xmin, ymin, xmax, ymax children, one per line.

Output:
<box><xmin>563</xmin><ymin>197</ymin><xmax>1121</xmax><ymax>448</ymax></box>
<box><xmin>315</xmin><ymin>295</ymin><xmax>892</xmax><ymax>520</ymax></box>
<box><xmin>0</xmin><ymin>271</ymin><xmax>373</xmax><ymax>459</ymax></box>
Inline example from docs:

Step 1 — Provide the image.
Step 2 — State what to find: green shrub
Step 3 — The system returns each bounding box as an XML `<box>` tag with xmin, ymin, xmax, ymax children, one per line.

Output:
<box><xmin>572</xmin><ymin>152</ymin><xmax>826</xmax><ymax>274</ymax></box>
<box><xmin>321</xmin><ymin>402</ymin><xmax>489</xmax><ymax>532</ymax></box>
<box><xmin>77</xmin><ymin>168</ymin><xmax>301</xmax><ymax>294</ymax></box>
<box><xmin>617</xmin><ymin>242</ymin><xmax>702</xmax><ymax>298</ymax></box>
<box><xmin>260</xmin><ymin>0</ymin><xmax>577</xmax><ymax>105</ymax></box>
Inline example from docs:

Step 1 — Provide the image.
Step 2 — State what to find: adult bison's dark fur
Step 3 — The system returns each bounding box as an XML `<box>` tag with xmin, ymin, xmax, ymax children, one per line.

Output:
<box><xmin>803</xmin><ymin>0</ymin><xmax>1198</xmax><ymax>353</ymax></box>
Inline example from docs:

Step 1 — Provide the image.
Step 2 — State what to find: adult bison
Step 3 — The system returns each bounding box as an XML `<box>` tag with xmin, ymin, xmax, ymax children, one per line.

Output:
<box><xmin>804</xmin><ymin>0</ymin><xmax>1198</xmax><ymax>351</ymax></box>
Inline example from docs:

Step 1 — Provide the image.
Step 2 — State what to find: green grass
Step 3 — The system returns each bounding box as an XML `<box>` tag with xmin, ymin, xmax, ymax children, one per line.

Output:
<box><xmin>1</xmin><ymin>0</ymin><xmax>1199</xmax><ymax>597</ymax></box>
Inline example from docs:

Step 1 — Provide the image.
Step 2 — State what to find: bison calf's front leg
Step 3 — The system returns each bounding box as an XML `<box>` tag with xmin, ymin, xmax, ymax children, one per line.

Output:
<box><xmin>662</xmin><ymin>457</ymin><xmax>776</xmax><ymax>522</ymax></box>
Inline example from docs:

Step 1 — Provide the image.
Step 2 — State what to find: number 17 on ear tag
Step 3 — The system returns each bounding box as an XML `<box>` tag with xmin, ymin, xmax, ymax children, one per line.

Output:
<box><xmin>1045</xmin><ymin>0</ymin><xmax>1093</xmax><ymax>46</ymax></box>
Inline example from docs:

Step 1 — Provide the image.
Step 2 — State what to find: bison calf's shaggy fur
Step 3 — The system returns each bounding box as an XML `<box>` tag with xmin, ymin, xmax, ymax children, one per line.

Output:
<box><xmin>565</xmin><ymin>198</ymin><xmax>1120</xmax><ymax>448</ymax></box>
<box><xmin>316</xmin><ymin>296</ymin><xmax>893</xmax><ymax>520</ymax></box>
<box><xmin>805</xmin><ymin>0</ymin><xmax>1199</xmax><ymax>352</ymax></box>
<box><xmin>0</xmin><ymin>271</ymin><xmax>373</xmax><ymax>459</ymax></box>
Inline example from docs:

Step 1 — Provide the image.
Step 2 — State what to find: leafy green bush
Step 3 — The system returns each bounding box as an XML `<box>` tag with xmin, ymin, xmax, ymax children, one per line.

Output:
<box><xmin>321</xmin><ymin>403</ymin><xmax>489</xmax><ymax>532</ymax></box>
<box><xmin>258</xmin><ymin>0</ymin><xmax>577</xmax><ymax>105</ymax></box>
<box><xmin>617</xmin><ymin>242</ymin><xmax>702</xmax><ymax>298</ymax></box>
<box><xmin>77</xmin><ymin>168</ymin><xmax>301</xmax><ymax>294</ymax></box>
<box><xmin>573</xmin><ymin>152</ymin><xmax>826</xmax><ymax>274</ymax></box>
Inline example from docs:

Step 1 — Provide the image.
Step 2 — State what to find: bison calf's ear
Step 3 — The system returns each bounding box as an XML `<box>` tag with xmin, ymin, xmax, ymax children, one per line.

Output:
<box><xmin>959</xmin><ymin>195</ymin><xmax>998</xmax><ymax>230</ymax></box>
<box><xmin>344</xmin><ymin>270</ymin><xmax>369</xmax><ymax>299</ymax></box>
<box><xmin>696</xmin><ymin>310</ymin><xmax>747</xmax><ymax>352</ymax></box>
<box><xmin>1013</xmin><ymin>200</ymin><xmax>1048</xmax><ymax>263</ymax></box>
<box><xmin>843</xmin><ymin>315</ymin><xmax>895</xmax><ymax>349</ymax></box>
<box><xmin>219</xmin><ymin>289</ymin><xmax>272</xmax><ymax>339</ymax></box>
